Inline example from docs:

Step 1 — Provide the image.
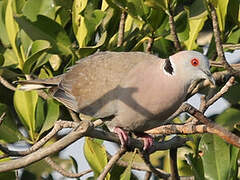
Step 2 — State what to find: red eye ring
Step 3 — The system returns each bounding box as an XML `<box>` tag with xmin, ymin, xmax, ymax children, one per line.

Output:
<box><xmin>191</xmin><ymin>58</ymin><xmax>199</xmax><ymax>66</ymax></box>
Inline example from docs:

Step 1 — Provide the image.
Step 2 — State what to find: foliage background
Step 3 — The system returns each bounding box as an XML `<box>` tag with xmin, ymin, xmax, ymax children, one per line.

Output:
<box><xmin>0</xmin><ymin>0</ymin><xmax>239</xmax><ymax>179</ymax></box>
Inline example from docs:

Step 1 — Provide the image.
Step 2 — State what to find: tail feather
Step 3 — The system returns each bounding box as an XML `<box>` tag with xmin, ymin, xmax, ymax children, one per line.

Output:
<box><xmin>17</xmin><ymin>77</ymin><xmax>62</xmax><ymax>91</ymax></box>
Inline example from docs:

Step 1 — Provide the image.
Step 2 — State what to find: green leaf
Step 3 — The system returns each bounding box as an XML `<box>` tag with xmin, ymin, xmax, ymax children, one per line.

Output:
<box><xmin>228</xmin><ymin>146</ymin><xmax>239</xmax><ymax>180</ymax></box>
<box><xmin>215</xmin><ymin>108</ymin><xmax>240</xmax><ymax>130</ymax></box>
<box><xmin>185</xmin><ymin>153</ymin><xmax>204</xmax><ymax>180</ymax></box>
<box><xmin>0</xmin><ymin>54</ymin><xmax>4</xmax><ymax>66</ymax></box>
<box><xmin>144</xmin><ymin>0</ymin><xmax>169</xmax><ymax>11</ymax></box>
<box><xmin>14</xmin><ymin>89</ymin><xmax>38</xmax><ymax>140</ymax></box>
<box><xmin>84</xmin><ymin>137</ymin><xmax>110</xmax><ymax>179</ymax></box>
<box><xmin>120</xmin><ymin>150</ymin><xmax>136</xmax><ymax>180</ymax></box>
<box><xmin>184</xmin><ymin>11</ymin><xmax>207</xmax><ymax>50</ymax></box>
<box><xmin>215</xmin><ymin>0</ymin><xmax>229</xmax><ymax>32</ymax></box>
<box><xmin>39</xmin><ymin>99</ymin><xmax>59</xmax><ymax>136</ymax></box>
<box><xmin>199</xmin><ymin>134</ymin><xmax>232</xmax><ymax>180</ymax></box>
<box><xmin>14</xmin><ymin>15</ymin><xmax>72</xmax><ymax>56</ymax></box>
<box><xmin>78</xmin><ymin>32</ymin><xmax>107</xmax><ymax>57</ymax></box>
<box><xmin>35</xmin><ymin>97</ymin><xmax>46</xmax><ymax>133</ymax></box>
<box><xmin>5</xmin><ymin>0</ymin><xmax>24</xmax><ymax>69</ymax></box>
<box><xmin>0</xmin><ymin>103</ymin><xmax>22</xmax><ymax>143</ymax></box>
<box><xmin>0</xmin><ymin>1</ymin><xmax>10</xmax><ymax>46</ymax></box>
<box><xmin>22</xmin><ymin>0</ymin><xmax>56</xmax><ymax>21</ymax></box>
<box><xmin>23</xmin><ymin>40</ymin><xmax>51</xmax><ymax>74</ymax></box>
<box><xmin>72</xmin><ymin>0</ymin><xmax>105</xmax><ymax>47</ymax></box>
<box><xmin>188</xmin><ymin>0</ymin><xmax>207</xmax><ymax>18</ymax></box>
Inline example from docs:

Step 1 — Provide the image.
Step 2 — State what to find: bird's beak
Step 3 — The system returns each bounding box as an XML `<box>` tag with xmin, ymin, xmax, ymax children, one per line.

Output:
<box><xmin>202</xmin><ymin>70</ymin><xmax>216</xmax><ymax>86</ymax></box>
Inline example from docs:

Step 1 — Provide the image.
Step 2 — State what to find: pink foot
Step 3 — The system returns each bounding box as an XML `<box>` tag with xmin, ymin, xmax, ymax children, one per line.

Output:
<box><xmin>135</xmin><ymin>133</ymin><xmax>153</xmax><ymax>150</ymax></box>
<box><xmin>113</xmin><ymin>127</ymin><xmax>129</xmax><ymax>147</ymax></box>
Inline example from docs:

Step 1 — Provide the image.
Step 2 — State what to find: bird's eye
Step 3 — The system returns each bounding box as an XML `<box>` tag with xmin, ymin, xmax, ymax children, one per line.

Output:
<box><xmin>191</xmin><ymin>58</ymin><xmax>199</xmax><ymax>67</ymax></box>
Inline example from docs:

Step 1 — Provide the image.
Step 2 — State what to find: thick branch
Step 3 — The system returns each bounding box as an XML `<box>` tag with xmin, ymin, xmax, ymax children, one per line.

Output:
<box><xmin>182</xmin><ymin>103</ymin><xmax>240</xmax><ymax>148</ymax></box>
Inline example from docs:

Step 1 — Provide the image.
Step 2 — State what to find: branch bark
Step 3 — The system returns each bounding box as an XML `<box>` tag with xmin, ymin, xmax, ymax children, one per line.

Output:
<box><xmin>45</xmin><ymin>157</ymin><xmax>92</xmax><ymax>178</ymax></box>
<box><xmin>168</xmin><ymin>8</ymin><xmax>181</xmax><ymax>51</ymax></box>
<box><xmin>209</xmin><ymin>3</ymin><xmax>235</xmax><ymax>74</ymax></box>
<box><xmin>117</xmin><ymin>10</ymin><xmax>127</xmax><ymax>47</ymax></box>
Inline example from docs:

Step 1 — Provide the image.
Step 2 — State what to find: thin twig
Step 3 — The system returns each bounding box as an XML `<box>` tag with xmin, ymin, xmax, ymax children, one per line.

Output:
<box><xmin>146</xmin><ymin>36</ymin><xmax>154</xmax><ymax>53</ymax></box>
<box><xmin>68</xmin><ymin>109</ymin><xmax>81</xmax><ymax>122</ymax></box>
<box><xmin>44</xmin><ymin>157</ymin><xmax>92</xmax><ymax>178</ymax></box>
<box><xmin>0</xmin><ymin>75</ymin><xmax>17</xmax><ymax>91</ymax></box>
<box><xmin>209</xmin><ymin>3</ymin><xmax>235</xmax><ymax>73</ymax></box>
<box><xmin>168</xmin><ymin>8</ymin><xmax>181</xmax><ymax>51</ymax></box>
<box><xmin>0</xmin><ymin>120</ymin><xmax>92</xmax><ymax>172</ymax></box>
<box><xmin>205</xmin><ymin>76</ymin><xmax>235</xmax><ymax>110</ymax></box>
<box><xmin>117</xmin><ymin>10</ymin><xmax>127</xmax><ymax>47</ymax></box>
<box><xmin>170</xmin><ymin>148</ymin><xmax>180</xmax><ymax>180</ymax></box>
<box><xmin>140</xmin><ymin>151</ymin><xmax>170</xmax><ymax>179</ymax></box>
<box><xmin>97</xmin><ymin>147</ymin><xmax>127</xmax><ymax>180</ymax></box>
<box><xmin>0</xmin><ymin>112</ymin><xmax>6</xmax><ymax>126</ymax></box>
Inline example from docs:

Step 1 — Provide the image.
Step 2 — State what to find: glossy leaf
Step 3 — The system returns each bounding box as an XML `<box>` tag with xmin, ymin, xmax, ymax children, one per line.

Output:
<box><xmin>84</xmin><ymin>137</ymin><xmax>110</xmax><ymax>179</ymax></box>
<box><xmin>0</xmin><ymin>103</ymin><xmax>22</xmax><ymax>143</ymax></box>
<box><xmin>0</xmin><ymin>1</ymin><xmax>10</xmax><ymax>46</ymax></box>
<box><xmin>5</xmin><ymin>0</ymin><xmax>24</xmax><ymax>69</ymax></box>
<box><xmin>215</xmin><ymin>0</ymin><xmax>229</xmax><ymax>32</ymax></box>
<box><xmin>35</xmin><ymin>97</ymin><xmax>45</xmax><ymax>133</ymax></box>
<box><xmin>185</xmin><ymin>153</ymin><xmax>204</xmax><ymax>180</ymax></box>
<box><xmin>72</xmin><ymin>0</ymin><xmax>105</xmax><ymax>47</ymax></box>
<box><xmin>120</xmin><ymin>150</ymin><xmax>136</xmax><ymax>180</ymax></box>
<box><xmin>22</xmin><ymin>0</ymin><xmax>56</xmax><ymax>21</ymax></box>
<box><xmin>39</xmin><ymin>99</ymin><xmax>59</xmax><ymax>136</ymax></box>
<box><xmin>14</xmin><ymin>15</ymin><xmax>72</xmax><ymax>56</ymax></box>
<box><xmin>184</xmin><ymin>12</ymin><xmax>208</xmax><ymax>50</ymax></box>
<box><xmin>215</xmin><ymin>108</ymin><xmax>240</xmax><ymax>130</ymax></box>
<box><xmin>199</xmin><ymin>134</ymin><xmax>238</xmax><ymax>180</ymax></box>
<box><xmin>14</xmin><ymin>89</ymin><xmax>38</xmax><ymax>140</ymax></box>
<box><xmin>23</xmin><ymin>40</ymin><xmax>50</xmax><ymax>74</ymax></box>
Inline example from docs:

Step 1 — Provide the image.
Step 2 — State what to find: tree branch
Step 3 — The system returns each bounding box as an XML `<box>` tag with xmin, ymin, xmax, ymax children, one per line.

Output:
<box><xmin>0</xmin><ymin>120</ymin><xmax>92</xmax><ymax>172</ymax></box>
<box><xmin>181</xmin><ymin>103</ymin><xmax>240</xmax><ymax>148</ymax></box>
<box><xmin>146</xmin><ymin>36</ymin><xmax>154</xmax><ymax>53</ymax></box>
<box><xmin>140</xmin><ymin>151</ymin><xmax>170</xmax><ymax>179</ymax></box>
<box><xmin>44</xmin><ymin>157</ymin><xmax>92</xmax><ymax>178</ymax></box>
<box><xmin>168</xmin><ymin>8</ymin><xmax>181</xmax><ymax>51</ymax></box>
<box><xmin>0</xmin><ymin>75</ymin><xmax>17</xmax><ymax>91</ymax></box>
<box><xmin>209</xmin><ymin>3</ymin><xmax>235</xmax><ymax>74</ymax></box>
<box><xmin>117</xmin><ymin>10</ymin><xmax>127</xmax><ymax>47</ymax></box>
<box><xmin>97</xmin><ymin>148</ymin><xmax>127</xmax><ymax>180</ymax></box>
<box><xmin>170</xmin><ymin>148</ymin><xmax>180</xmax><ymax>180</ymax></box>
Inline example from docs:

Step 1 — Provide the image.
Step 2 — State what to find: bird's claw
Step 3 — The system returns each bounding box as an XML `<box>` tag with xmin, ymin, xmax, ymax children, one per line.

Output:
<box><xmin>113</xmin><ymin>127</ymin><xmax>129</xmax><ymax>147</ymax></box>
<box><xmin>135</xmin><ymin>132</ymin><xmax>154</xmax><ymax>151</ymax></box>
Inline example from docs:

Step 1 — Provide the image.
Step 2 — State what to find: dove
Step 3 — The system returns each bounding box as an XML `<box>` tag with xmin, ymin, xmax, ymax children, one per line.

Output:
<box><xmin>19</xmin><ymin>51</ymin><xmax>215</xmax><ymax>150</ymax></box>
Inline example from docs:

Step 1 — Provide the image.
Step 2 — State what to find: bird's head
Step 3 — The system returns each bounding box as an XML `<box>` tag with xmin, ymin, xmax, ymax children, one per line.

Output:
<box><xmin>169</xmin><ymin>51</ymin><xmax>215</xmax><ymax>86</ymax></box>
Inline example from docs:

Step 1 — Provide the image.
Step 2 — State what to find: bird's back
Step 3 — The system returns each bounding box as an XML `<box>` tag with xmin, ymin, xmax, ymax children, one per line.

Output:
<box><xmin>53</xmin><ymin>51</ymin><xmax>160</xmax><ymax>118</ymax></box>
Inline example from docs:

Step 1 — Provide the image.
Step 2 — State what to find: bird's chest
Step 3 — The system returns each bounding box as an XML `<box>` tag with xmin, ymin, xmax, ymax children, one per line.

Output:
<box><xmin>115</xmin><ymin>70</ymin><xmax>187</xmax><ymax>131</ymax></box>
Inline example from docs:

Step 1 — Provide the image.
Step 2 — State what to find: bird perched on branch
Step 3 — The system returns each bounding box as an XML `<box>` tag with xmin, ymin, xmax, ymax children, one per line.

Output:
<box><xmin>19</xmin><ymin>51</ymin><xmax>215</xmax><ymax>150</ymax></box>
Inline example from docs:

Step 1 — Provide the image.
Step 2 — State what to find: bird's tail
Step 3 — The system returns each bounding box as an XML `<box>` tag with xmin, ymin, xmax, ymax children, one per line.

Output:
<box><xmin>17</xmin><ymin>77</ymin><xmax>62</xmax><ymax>91</ymax></box>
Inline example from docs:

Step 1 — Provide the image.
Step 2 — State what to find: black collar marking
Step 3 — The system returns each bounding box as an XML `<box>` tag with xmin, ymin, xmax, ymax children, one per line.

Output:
<box><xmin>164</xmin><ymin>58</ymin><xmax>174</xmax><ymax>75</ymax></box>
